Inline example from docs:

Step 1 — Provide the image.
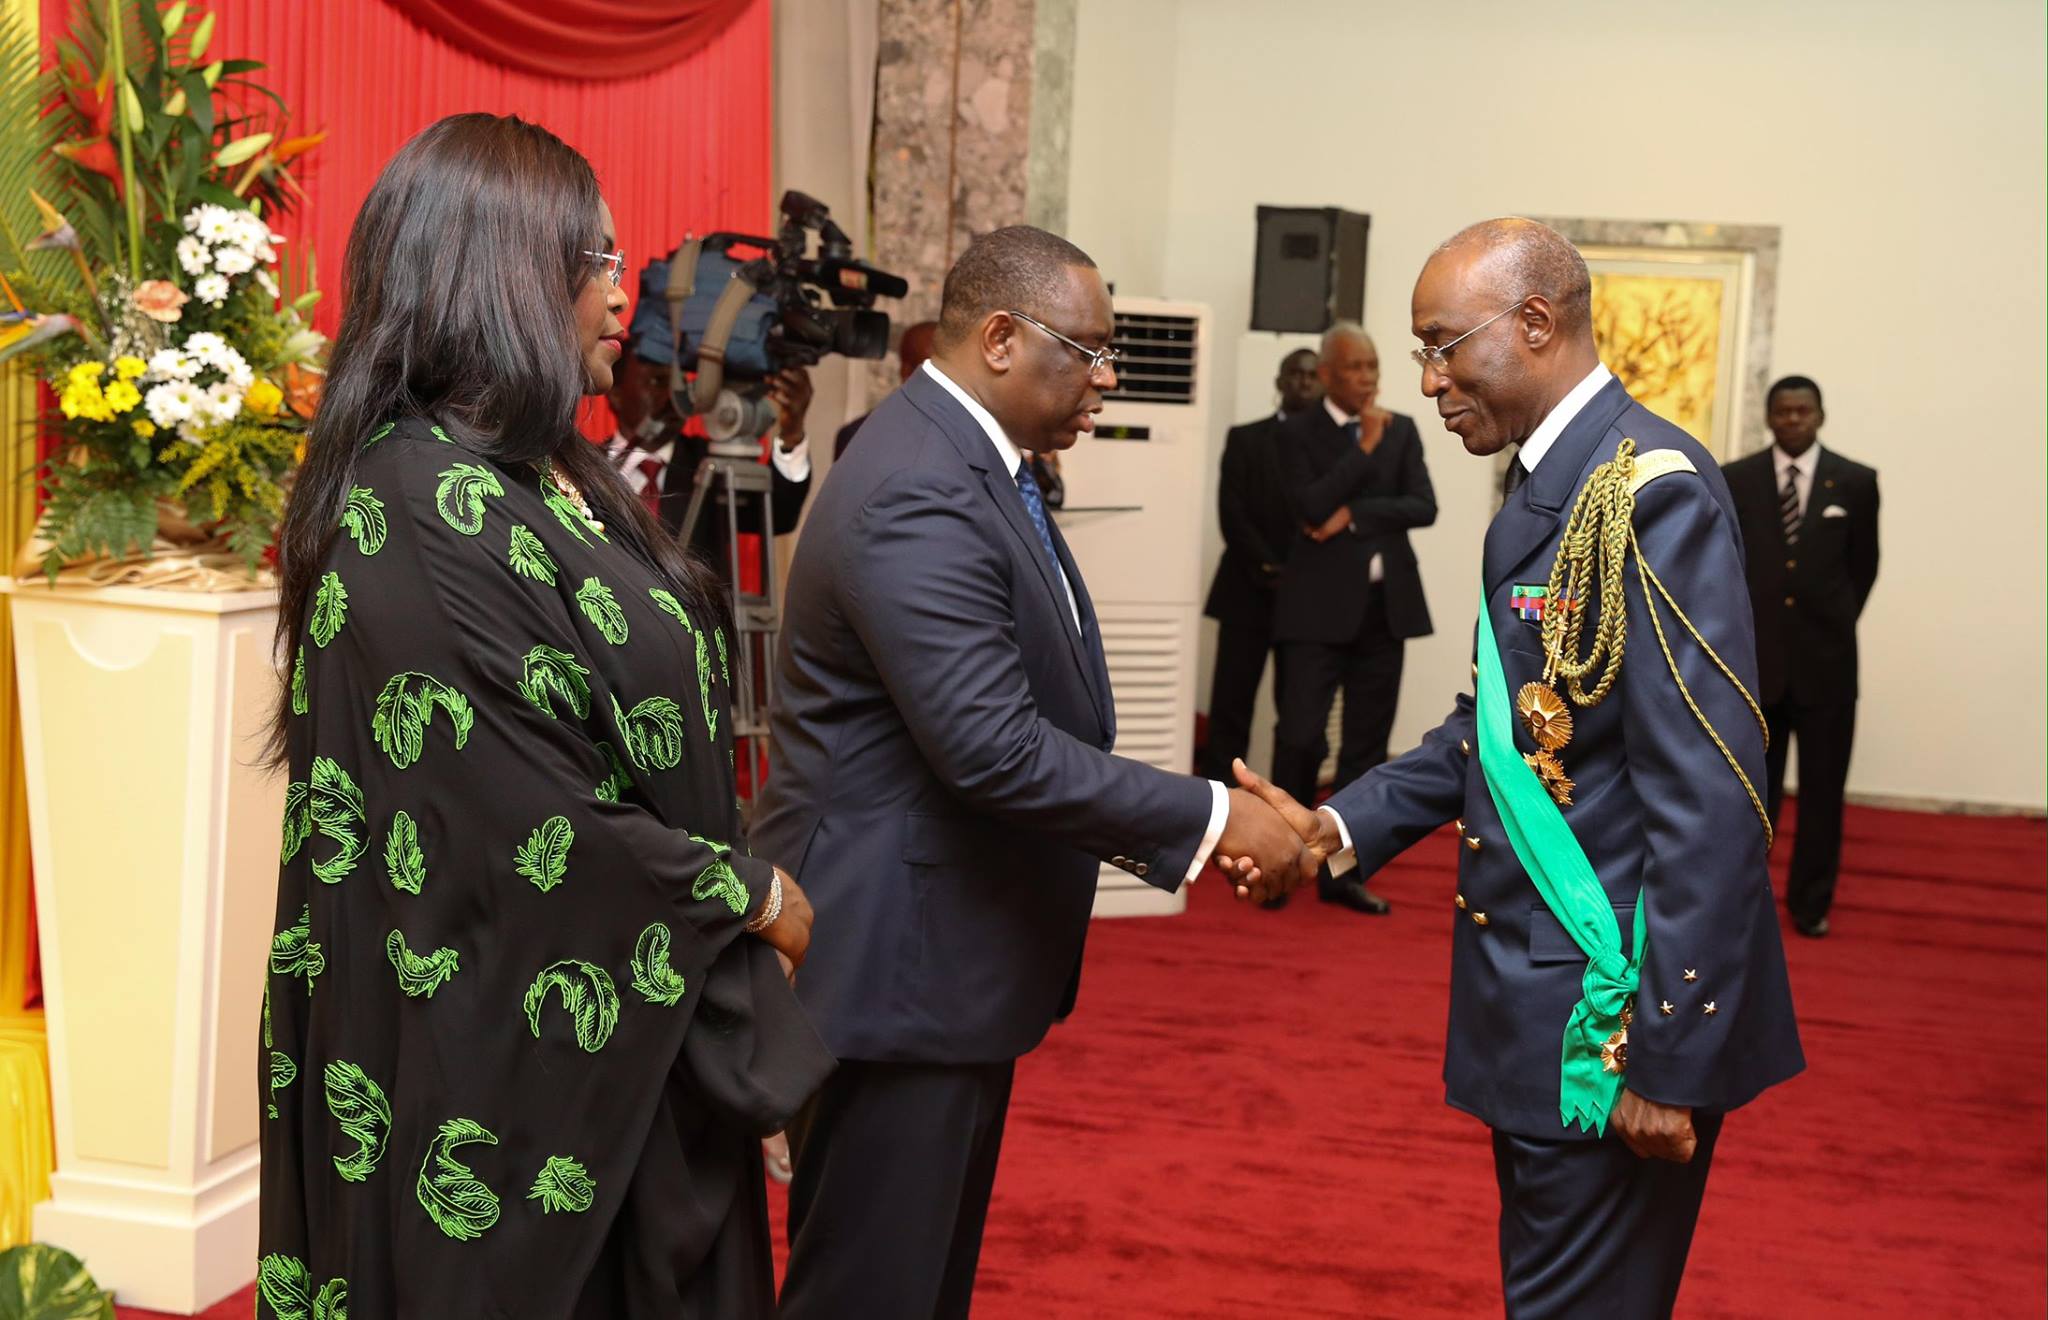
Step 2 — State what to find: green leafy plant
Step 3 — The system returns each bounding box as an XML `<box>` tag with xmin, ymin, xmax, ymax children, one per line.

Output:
<box><xmin>0</xmin><ymin>1243</ymin><xmax>114</xmax><ymax>1320</ymax></box>
<box><xmin>0</xmin><ymin>0</ymin><xmax>327</xmax><ymax>578</ymax></box>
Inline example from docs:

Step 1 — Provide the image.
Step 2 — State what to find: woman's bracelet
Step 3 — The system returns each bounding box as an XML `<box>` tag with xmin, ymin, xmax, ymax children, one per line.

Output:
<box><xmin>744</xmin><ymin>871</ymin><xmax>784</xmax><ymax>934</ymax></box>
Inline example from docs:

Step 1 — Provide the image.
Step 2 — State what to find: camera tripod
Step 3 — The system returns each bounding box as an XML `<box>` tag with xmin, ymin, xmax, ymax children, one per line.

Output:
<box><xmin>677</xmin><ymin>452</ymin><xmax>782</xmax><ymax>806</ymax></box>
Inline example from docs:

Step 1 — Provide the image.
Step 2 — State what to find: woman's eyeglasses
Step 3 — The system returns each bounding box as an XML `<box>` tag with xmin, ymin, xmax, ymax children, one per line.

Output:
<box><xmin>584</xmin><ymin>248</ymin><xmax>626</xmax><ymax>288</ymax></box>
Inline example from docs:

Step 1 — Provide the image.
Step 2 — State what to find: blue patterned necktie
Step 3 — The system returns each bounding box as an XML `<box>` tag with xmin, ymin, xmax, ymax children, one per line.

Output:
<box><xmin>1013</xmin><ymin>460</ymin><xmax>1062</xmax><ymax>573</ymax></box>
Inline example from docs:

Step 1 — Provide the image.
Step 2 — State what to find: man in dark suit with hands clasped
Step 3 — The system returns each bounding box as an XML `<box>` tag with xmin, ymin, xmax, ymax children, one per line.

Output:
<box><xmin>754</xmin><ymin>225</ymin><xmax>1312</xmax><ymax>1319</ymax></box>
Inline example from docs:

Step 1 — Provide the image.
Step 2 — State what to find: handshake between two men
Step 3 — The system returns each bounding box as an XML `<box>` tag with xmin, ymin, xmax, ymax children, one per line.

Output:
<box><xmin>1210</xmin><ymin>758</ymin><xmax>1346</xmax><ymax>904</ymax></box>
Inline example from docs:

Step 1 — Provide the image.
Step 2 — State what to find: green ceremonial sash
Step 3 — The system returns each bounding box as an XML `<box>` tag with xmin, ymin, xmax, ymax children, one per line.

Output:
<box><xmin>1473</xmin><ymin>584</ymin><xmax>1648</xmax><ymax>1134</ymax></box>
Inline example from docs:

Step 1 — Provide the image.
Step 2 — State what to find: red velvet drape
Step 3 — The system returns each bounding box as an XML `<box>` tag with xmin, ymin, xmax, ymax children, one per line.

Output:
<box><xmin>392</xmin><ymin>0</ymin><xmax>755</xmax><ymax>82</ymax></box>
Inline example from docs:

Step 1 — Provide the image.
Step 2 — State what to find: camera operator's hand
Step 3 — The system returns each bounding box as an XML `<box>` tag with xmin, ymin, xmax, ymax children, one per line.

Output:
<box><xmin>767</xmin><ymin>368</ymin><xmax>813</xmax><ymax>450</ymax></box>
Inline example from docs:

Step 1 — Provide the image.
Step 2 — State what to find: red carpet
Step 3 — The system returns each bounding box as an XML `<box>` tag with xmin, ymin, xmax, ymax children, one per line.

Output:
<box><xmin>124</xmin><ymin>802</ymin><xmax>2046</xmax><ymax>1318</ymax></box>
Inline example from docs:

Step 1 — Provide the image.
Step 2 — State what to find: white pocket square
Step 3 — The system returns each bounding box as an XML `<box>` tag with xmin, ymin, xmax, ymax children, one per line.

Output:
<box><xmin>1821</xmin><ymin>504</ymin><xmax>1849</xmax><ymax>518</ymax></box>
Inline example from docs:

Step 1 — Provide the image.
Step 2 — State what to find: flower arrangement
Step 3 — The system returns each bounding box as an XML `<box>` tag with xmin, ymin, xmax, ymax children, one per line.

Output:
<box><xmin>0</xmin><ymin>0</ymin><xmax>326</xmax><ymax>580</ymax></box>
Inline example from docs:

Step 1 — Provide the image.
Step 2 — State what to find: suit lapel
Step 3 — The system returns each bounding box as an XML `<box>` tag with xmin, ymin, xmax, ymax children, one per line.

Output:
<box><xmin>1483</xmin><ymin>378</ymin><xmax>1633</xmax><ymax>596</ymax></box>
<box><xmin>1799</xmin><ymin>448</ymin><xmax>1840</xmax><ymax>537</ymax></box>
<box><xmin>1044</xmin><ymin>514</ymin><xmax>1116</xmax><ymax>738</ymax></box>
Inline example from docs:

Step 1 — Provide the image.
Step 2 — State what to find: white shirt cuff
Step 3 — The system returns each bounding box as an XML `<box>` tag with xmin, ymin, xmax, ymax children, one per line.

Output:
<box><xmin>771</xmin><ymin>436</ymin><xmax>812</xmax><ymax>482</ymax></box>
<box><xmin>1184</xmin><ymin>780</ymin><xmax>1230</xmax><ymax>884</ymax></box>
<box><xmin>1318</xmin><ymin>804</ymin><xmax>1358</xmax><ymax>877</ymax></box>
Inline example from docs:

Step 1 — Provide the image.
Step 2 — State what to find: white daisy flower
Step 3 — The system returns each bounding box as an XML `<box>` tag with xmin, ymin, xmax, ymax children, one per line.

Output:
<box><xmin>194</xmin><ymin>273</ymin><xmax>230</xmax><ymax>306</ymax></box>
<box><xmin>183</xmin><ymin>332</ymin><xmax>229</xmax><ymax>363</ymax></box>
<box><xmin>145</xmin><ymin>381</ymin><xmax>200</xmax><ymax>427</ymax></box>
<box><xmin>202</xmin><ymin>382</ymin><xmax>243</xmax><ymax>423</ymax></box>
<box><xmin>195</xmin><ymin>208</ymin><xmax>236</xmax><ymax>244</ymax></box>
<box><xmin>176</xmin><ymin>236</ymin><xmax>209</xmax><ymax>276</ymax></box>
<box><xmin>147</xmin><ymin>348</ymin><xmax>198</xmax><ymax>380</ymax></box>
<box><xmin>213</xmin><ymin>246</ymin><xmax>256</xmax><ymax>277</ymax></box>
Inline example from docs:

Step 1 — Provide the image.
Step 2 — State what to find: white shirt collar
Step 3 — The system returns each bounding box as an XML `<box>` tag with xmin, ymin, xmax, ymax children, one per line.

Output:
<box><xmin>1323</xmin><ymin>395</ymin><xmax>1358</xmax><ymax>428</ymax></box>
<box><xmin>1517</xmin><ymin>364</ymin><xmax>1614</xmax><ymax>474</ymax></box>
<box><xmin>924</xmin><ymin>360</ymin><xmax>1022</xmax><ymax>476</ymax></box>
<box><xmin>1773</xmin><ymin>441</ymin><xmax>1822</xmax><ymax>479</ymax></box>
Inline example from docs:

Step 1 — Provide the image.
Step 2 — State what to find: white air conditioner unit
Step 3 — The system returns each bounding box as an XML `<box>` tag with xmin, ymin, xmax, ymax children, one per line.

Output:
<box><xmin>1051</xmin><ymin>297</ymin><xmax>1210</xmax><ymax>919</ymax></box>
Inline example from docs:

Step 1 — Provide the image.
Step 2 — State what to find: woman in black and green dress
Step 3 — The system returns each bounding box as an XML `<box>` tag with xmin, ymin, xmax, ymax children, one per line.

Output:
<box><xmin>256</xmin><ymin>113</ymin><xmax>831</xmax><ymax>1318</ymax></box>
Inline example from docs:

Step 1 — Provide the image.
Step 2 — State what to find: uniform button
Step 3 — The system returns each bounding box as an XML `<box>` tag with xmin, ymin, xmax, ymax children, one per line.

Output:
<box><xmin>1455</xmin><ymin>893</ymin><xmax>1468</xmax><ymax>910</ymax></box>
<box><xmin>1455</xmin><ymin>818</ymin><xmax>1466</xmax><ymax>834</ymax></box>
<box><xmin>1784</xmin><ymin>595</ymin><xmax>1796</xmax><ymax>607</ymax></box>
<box><xmin>1460</xmin><ymin>739</ymin><xmax>1472</xmax><ymax>756</ymax></box>
<box><xmin>1134</xmin><ymin>862</ymin><xmax>1150</xmax><ymax>878</ymax></box>
<box><xmin>1471</xmin><ymin>911</ymin><xmax>1489</xmax><ymax>927</ymax></box>
<box><xmin>1465</xmin><ymin>835</ymin><xmax>1482</xmax><ymax>852</ymax></box>
<box><xmin>1112</xmin><ymin>855</ymin><xmax>1128</xmax><ymax>868</ymax></box>
<box><xmin>1785</xmin><ymin>559</ymin><xmax>1796</xmax><ymax>570</ymax></box>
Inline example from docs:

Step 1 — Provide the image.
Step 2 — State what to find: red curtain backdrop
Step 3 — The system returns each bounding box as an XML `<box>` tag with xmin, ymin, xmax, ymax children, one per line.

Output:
<box><xmin>395</xmin><ymin>0</ymin><xmax>755</xmax><ymax>82</ymax></box>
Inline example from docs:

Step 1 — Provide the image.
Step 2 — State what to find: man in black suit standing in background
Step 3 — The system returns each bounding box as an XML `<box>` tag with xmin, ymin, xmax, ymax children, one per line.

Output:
<box><xmin>1199</xmin><ymin>346</ymin><xmax>1322</xmax><ymax>781</ymax></box>
<box><xmin>1723</xmin><ymin>376</ymin><xmax>1880</xmax><ymax>937</ymax></box>
<box><xmin>754</xmin><ymin>226</ymin><xmax>1311</xmax><ymax>1318</ymax></box>
<box><xmin>1269</xmin><ymin>323</ymin><xmax>1437</xmax><ymax>913</ymax></box>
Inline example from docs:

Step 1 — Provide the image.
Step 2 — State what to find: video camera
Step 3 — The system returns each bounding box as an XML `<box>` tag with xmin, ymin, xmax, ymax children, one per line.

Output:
<box><xmin>635</xmin><ymin>191</ymin><xmax>907</xmax><ymax>449</ymax></box>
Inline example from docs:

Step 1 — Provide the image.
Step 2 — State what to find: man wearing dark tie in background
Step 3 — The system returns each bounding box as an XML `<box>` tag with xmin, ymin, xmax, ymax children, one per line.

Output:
<box><xmin>1200</xmin><ymin>347</ymin><xmax>1321</xmax><ymax>784</ymax></box>
<box><xmin>753</xmin><ymin>225</ymin><xmax>1310</xmax><ymax>1319</ymax></box>
<box><xmin>1722</xmin><ymin>377</ymin><xmax>1880</xmax><ymax>937</ymax></box>
<box><xmin>1269</xmin><ymin>323</ymin><xmax>1436</xmax><ymax>913</ymax></box>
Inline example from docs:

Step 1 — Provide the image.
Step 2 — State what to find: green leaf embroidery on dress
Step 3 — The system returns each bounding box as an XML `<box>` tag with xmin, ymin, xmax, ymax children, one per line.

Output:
<box><xmin>309</xmin><ymin>757</ymin><xmax>367</xmax><ymax>884</ymax></box>
<box><xmin>593</xmin><ymin>741</ymin><xmax>632</xmax><ymax>802</ymax></box>
<box><xmin>364</xmin><ymin>421</ymin><xmax>396</xmax><ymax>447</ymax></box>
<box><xmin>629</xmin><ymin>923</ymin><xmax>686</xmax><ymax>1006</ymax></box>
<box><xmin>386</xmin><ymin>930</ymin><xmax>460</xmax><ymax>998</ymax></box>
<box><xmin>309</xmin><ymin>571</ymin><xmax>349</xmax><ymax>648</ymax></box>
<box><xmin>575</xmin><ymin>577</ymin><xmax>629</xmax><ymax>645</ymax></box>
<box><xmin>371</xmin><ymin>672</ymin><xmax>475</xmax><ymax>770</ymax></box>
<box><xmin>611</xmin><ymin>694</ymin><xmax>685</xmax><ymax>771</ymax></box>
<box><xmin>507</xmin><ymin>524</ymin><xmax>557</xmax><ymax>585</ymax></box>
<box><xmin>271</xmin><ymin>904</ymin><xmax>325</xmax><ymax>993</ymax></box>
<box><xmin>686</xmin><ymin>833</ymin><xmax>750</xmax><ymax>915</ymax></box>
<box><xmin>429</xmin><ymin>424</ymin><xmax>457</xmax><ymax>444</ymax></box>
<box><xmin>281</xmin><ymin>781</ymin><xmax>310</xmax><ymax>863</ymax></box>
<box><xmin>435</xmin><ymin>462</ymin><xmax>505</xmax><ymax>536</ymax></box>
<box><xmin>341</xmin><ymin>487</ymin><xmax>387</xmax><ymax>556</ymax></box>
<box><xmin>645</xmin><ymin>589</ymin><xmax>718</xmax><ymax>742</ymax></box>
<box><xmin>385</xmin><ymin>810</ymin><xmax>425</xmax><ymax>894</ymax></box>
<box><xmin>513</xmin><ymin>816</ymin><xmax>574</xmax><ymax>893</ymax></box>
<box><xmin>268</xmin><ymin>1050</ymin><xmax>296</xmax><ymax>1121</ymax></box>
<box><xmin>715</xmin><ymin>627</ymin><xmax>730</xmax><ymax>685</ymax></box>
<box><xmin>257</xmin><ymin>1254</ymin><xmax>312</xmax><ymax>1320</ymax></box>
<box><xmin>523</xmin><ymin>960</ymin><xmax>619</xmax><ymax>1052</ymax></box>
<box><xmin>540</xmin><ymin>477</ymin><xmax>598</xmax><ymax>546</ymax></box>
<box><xmin>527</xmin><ymin>1156</ymin><xmax>596</xmax><ymax>1214</ymax></box>
<box><xmin>518</xmin><ymin>645</ymin><xmax>592</xmax><ymax>720</ymax></box>
<box><xmin>324</xmin><ymin>1060</ymin><xmax>393</xmax><ymax>1183</ymax></box>
<box><xmin>417</xmin><ymin>1117</ymin><xmax>501</xmax><ymax>1242</ymax></box>
<box><xmin>312</xmin><ymin>1279</ymin><xmax>348</xmax><ymax>1320</ymax></box>
<box><xmin>290</xmin><ymin>646</ymin><xmax>308</xmax><ymax>716</ymax></box>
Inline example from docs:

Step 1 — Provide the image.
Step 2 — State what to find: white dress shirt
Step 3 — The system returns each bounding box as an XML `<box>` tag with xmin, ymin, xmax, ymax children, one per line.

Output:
<box><xmin>1773</xmin><ymin>441</ymin><xmax>1822</xmax><ymax>522</ymax></box>
<box><xmin>1322</xmin><ymin>396</ymin><xmax>1384</xmax><ymax>583</ymax></box>
<box><xmin>1317</xmin><ymin>362</ymin><xmax>1615</xmax><ymax>871</ymax></box>
<box><xmin>924</xmin><ymin>360</ymin><xmax>1227</xmax><ymax>886</ymax></box>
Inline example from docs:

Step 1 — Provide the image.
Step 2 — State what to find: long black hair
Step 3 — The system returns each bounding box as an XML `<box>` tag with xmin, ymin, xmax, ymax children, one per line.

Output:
<box><xmin>266</xmin><ymin>113</ymin><xmax>725</xmax><ymax>768</ymax></box>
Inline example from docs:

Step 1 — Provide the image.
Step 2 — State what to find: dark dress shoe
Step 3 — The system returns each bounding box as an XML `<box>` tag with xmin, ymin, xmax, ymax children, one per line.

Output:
<box><xmin>1259</xmin><ymin>892</ymin><xmax>1290</xmax><ymax>911</ymax></box>
<box><xmin>1319</xmin><ymin>880</ymin><xmax>1391</xmax><ymax>915</ymax></box>
<box><xmin>1793</xmin><ymin>915</ymin><xmax>1830</xmax><ymax>938</ymax></box>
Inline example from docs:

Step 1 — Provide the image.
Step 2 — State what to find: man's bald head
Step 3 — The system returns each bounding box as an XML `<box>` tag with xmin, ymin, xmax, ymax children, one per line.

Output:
<box><xmin>1434</xmin><ymin>218</ymin><xmax>1593</xmax><ymax>337</ymax></box>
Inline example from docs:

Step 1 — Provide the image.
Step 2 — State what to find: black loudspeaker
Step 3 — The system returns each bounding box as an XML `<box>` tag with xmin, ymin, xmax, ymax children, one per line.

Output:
<box><xmin>1251</xmin><ymin>206</ymin><xmax>1370</xmax><ymax>333</ymax></box>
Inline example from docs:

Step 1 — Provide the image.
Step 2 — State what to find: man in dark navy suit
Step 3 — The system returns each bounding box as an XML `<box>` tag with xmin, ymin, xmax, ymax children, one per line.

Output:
<box><xmin>1231</xmin><ymin>218</ymin><xmax>1804</xmax><ymax>1318</ymax></box>
<box><xmin>1723</xmin><ymin>377</ymin><xmax>1880</xmax><ymax>938</ymax></box>
<box><xmin>753</xmin><ymin>225</ymin><xmax>1311</xmax><ymax>1319</ymax></box>
<box><xmin>1199</xmin><ymin>346</ymin><xmax>1321</xmax><ymax>783</ymax></box>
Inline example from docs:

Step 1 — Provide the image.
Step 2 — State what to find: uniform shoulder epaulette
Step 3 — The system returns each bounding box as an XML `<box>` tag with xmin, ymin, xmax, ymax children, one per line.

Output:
<box><xmin>1625</xmin><ymin>447</ymin><xmax>1696</xmax><ymax>495</ymax></box>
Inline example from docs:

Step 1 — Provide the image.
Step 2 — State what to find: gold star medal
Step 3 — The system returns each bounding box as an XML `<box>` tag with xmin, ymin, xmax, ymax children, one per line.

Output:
<box><xmin>1516</xmin><ymin>681</ymin><xmax>1574</xmax><ymax>751</ymax></box>
<box><xmin>1523</xmin><ymin>751</ymin><xmax>1575</xmax><ymax>807</ymax></box>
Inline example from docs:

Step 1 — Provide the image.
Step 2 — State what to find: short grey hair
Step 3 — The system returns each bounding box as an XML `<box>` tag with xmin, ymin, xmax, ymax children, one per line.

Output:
<box><xmin>1320</xmin><ymin>320</ymin><xmax>1372</xmax><ymax>356</ymax></box>
<box><xmin>1433</xmin><ymin>217</ymin><xmax>1592</xmax><ymax>332</ymax></box>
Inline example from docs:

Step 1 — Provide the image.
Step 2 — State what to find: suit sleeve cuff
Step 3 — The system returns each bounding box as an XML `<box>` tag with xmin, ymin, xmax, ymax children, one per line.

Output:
<box><xmin>1184</xmin><ymin>780</ymin><xmax>1230</xmax><ymax>884</ymax></box>
<box><xmin>771</xmin><ymin>436</ymin><xmax>812</xmax><ymax>482</ymax></box>
<box><xmin>1319</xmin><ymin>804</ymin><xmax>1358</xmax><ymax>877</ymax></box>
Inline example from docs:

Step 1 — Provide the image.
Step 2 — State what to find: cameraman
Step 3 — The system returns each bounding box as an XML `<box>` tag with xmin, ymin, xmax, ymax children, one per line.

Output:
<box><xmin>606</xmin><ymin>310</ymin><xmax>814</xmax><ymax>576</ymax></box>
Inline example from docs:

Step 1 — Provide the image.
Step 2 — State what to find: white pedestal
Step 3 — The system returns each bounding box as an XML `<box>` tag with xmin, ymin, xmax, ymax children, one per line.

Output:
<box><xmin>2</xmin><ymin>578</ymin><xmax>282</xmax><ymax>1314</ymax></box>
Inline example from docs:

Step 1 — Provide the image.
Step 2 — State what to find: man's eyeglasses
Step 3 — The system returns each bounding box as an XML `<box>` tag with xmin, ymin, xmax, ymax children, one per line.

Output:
<box><xmin>1008</xmin><ymin>309</ymin><xmax>1122</xmax><ymax>377</ymax></box>
<box><xmin>1409</xmin><ymin>297</ymin><xmax>1528</xmax><ymax>373</ymax></box>
<box><xmin>584</xmin><ymin>248</ymin><xmax>626</xmax><ymax>288</ymax></box>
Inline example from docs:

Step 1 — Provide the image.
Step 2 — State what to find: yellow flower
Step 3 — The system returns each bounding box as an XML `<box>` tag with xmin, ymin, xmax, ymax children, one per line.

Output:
<box><xmin>132</xmin><ymin>418</ymin><xmax>157</xmax><ymax>438</ymax></box>
<box><xmin>114</xmin><ymin>355</ymin><xmax>147</xmax><ymax>380</ymax></box>
<box><xmin>245</xmin><ymin>378</ymin><xmax>285</xmax><ymax>418</ymax></box>
<box><xmin>104</xmin><ymin>379</ymin><xmax>142</xmax><ymax>414</ymax></box>
<box><xmin>59</xmin><ymin>381</ymin><xmax>110</xmax><ymax>421</ymax></box>
<box><xmin>67</xmin><ymin>360</ymin><xmax>106</xmax><ymax>385</ymax></box>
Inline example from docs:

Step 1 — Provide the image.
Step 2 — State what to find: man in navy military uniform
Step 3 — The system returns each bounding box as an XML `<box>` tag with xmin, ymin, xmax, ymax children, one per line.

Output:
<box><xmin>1227</xmin><ymin>218</ymin><xmax>1804</xmax><ymax>1317</ymax></box>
